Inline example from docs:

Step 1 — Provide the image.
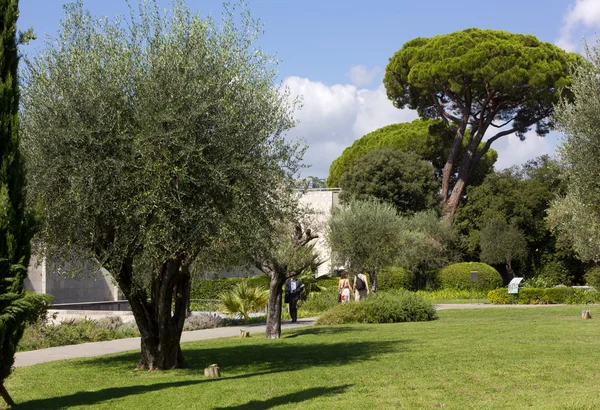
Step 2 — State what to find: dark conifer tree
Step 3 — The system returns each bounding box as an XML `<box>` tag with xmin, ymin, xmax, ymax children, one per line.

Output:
<box><xmin>0</xmin><ymin>0</ymin><xmax>47</xmax><ymax>405</ymax></box>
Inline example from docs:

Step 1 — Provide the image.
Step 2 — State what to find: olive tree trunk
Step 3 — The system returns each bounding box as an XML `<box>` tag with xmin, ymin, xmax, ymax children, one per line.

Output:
<box><xmin>117</xmin><ymin>257</ymin><xmax>191</xmax><ymax>370</ymax></box>
<box><xmin>265</xmin><ymin>273</ymin><xmax>285</xmax><ymax>339</ymax></box>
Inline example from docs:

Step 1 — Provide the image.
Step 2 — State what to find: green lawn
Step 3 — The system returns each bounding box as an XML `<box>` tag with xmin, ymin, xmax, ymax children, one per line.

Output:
<box><xmin>6</xmin><ymin>306</ymin><xmax>600</xmax><ymax>409</ymax></box>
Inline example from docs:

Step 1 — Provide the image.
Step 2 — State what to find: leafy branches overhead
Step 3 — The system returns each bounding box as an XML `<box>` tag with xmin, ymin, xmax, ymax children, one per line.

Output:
<box><xmin>21</xmin><ymin>0</ymin><xmax>302</xmax><ymax>369</ymax></box>
<box><xmin>384</xmin><ymin>28</ymin><xmax>580</xmax><ymax>218</ymax></box>
<box><xmin>549</xmin><ymin>41</ymin><xmax>600</xmax><ymax>264</ymax></box>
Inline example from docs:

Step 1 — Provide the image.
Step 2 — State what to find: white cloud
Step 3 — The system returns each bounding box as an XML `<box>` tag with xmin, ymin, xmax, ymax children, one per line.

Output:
<box><xmin>491</xmin><ymin>130</ymin><xmax>561</xmax><ymax>170</ymax></box>
<box><xmin>347</xmin><ymin>65</ymin><xmax>381</xmax><ymax>86</ymax></box>
<box><xmin>557</xmin><ymin>0</ymin><xmax>600</xmax><ymax>51</ymax></box>
<box><xmin>281</xmin><ymin>76</ymin><xmax>417</xmax><ymax>179</ymax></box>
<box><xmin>281</xmin><ymin>77</ymin><xmax>562</xmax><ymax>180</ymax></box>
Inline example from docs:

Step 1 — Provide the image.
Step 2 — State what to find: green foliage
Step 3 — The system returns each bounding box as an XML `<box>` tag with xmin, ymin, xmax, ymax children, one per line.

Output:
<box><xmin>537</xmin><ymin>259</ymin><xmax>574</xmax><ymax>286</ymax></box>
<box><xmin>190</xmin><ymin>277</ymin><xmax>267</xmax><ymax>300</ymax></box>
<box><xmin>487</xmin><ymin>287</ymin><xmax>600</xmax><ymax>304</ymax></box>
<box><xmin>327</xmin><ymin>198</ymin><xmax>402</xmax><ymax>277</ymax></box>
<box><xmin>0</xmin><ymin>0</ymin><xmax>48</xmax><ymax>394</ymax></box>
<box><xmin>455</xmin><ymin>156</ymin><xmax>577</xmax><ymax>281</ymax></box>
<box><xmin>18</xmin><ymin>317</ymin><xmax>140</xmax><ymax>352</ymax></box>
<box><xmin>219</xmin><ymin>282</ymin><xmax>269</xmax><ymax>321</ymax></box>
<box><xmin>549</xmin><ymin>42</ymin><xmax>600</xmax><ymax>265</ymax></box>
<box><xmin>384</xmin><ymin>28</ymin><xmax>579</xmax><ymax>217</ymax></box>
<box><xmin>338</xmin><ymin>148</ymin><xmax>439</xmax><ymax>214</ymax></box>
<box><xmin>438</xmin><ymin>262</ymin><xmax>502</xmax><ymax>291</ymax></box>
<box><xmin>21</xmin><ymin>0</ymin><xmax>303</xmax><ymax>367</ymax></box>
<box><xmin>296</xmin><ymin>287</ymin><xmax>339</xmax><ymax>317</ymax></box>
<box><xmin>479</xmin><ymin>218</ymin><xmax>528</xmax><ymax>275</ymax></box>
<box><xmin>378</xmin><ymin>267</ymin><xmax>415</xmax><ymax>291</ymax></box>
<box><xmin>416</xmin><ymin>289</ymin><xmax>488</xmax><ymax>301</ymax></box>
<box><xmin>315</xmin><ymin>290</ymin><xmax>437</xmax><ymax>325</ymax></box>
<box><xmin>395</xmin><ymin>210</ymin><xmax>460</xmax><ymax>277</ymax></box>
<box><xmin>584</xmin><ymin>266</ymin><xmax>600</xmax><ymax>289</ymax></box>
<box><xmin>327</xmin><ymin>118</ymin><xmax>496</xmax><ymax>188</ymax></box>
<box><xmin>385</xmin><ymin>29</ymin><xmax>578</xmax><ymax>137</ymax></box>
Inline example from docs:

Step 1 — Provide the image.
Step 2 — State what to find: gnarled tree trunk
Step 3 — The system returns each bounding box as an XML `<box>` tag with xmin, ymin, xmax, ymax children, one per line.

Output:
<box><xmin>265</xmin><ymin>273</ymin><xmax>285</xmax><ymax>339</ymax></box>
<box><xmin>117</xmin><ymin>256</ymin><xmax>191</xmax><ymax>370</ymax></box>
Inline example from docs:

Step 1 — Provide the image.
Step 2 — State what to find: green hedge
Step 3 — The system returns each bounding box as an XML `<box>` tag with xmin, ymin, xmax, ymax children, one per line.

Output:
<box><xmin>315</xmin><ymin>290</ymin><xmax>437</xmax><ymax>325</ymax></box>
<box><xmin>190</xmin><ymin>276</ymin><xmax>269</xmax><ymax>300</ymax></box>
<box><xmin>487</xmin><ymin>287</ymin><xmax>600</xmax><ymax>304</ymax></box>
<box><xmin>378</xmin><ymin>267</ymin><xmax>415</xmax><ymax>291</ymax></box>
<box><xmin>438</xmin><ymin>262</ymin><xmax>502</xmax><ymax>291</ymax></box>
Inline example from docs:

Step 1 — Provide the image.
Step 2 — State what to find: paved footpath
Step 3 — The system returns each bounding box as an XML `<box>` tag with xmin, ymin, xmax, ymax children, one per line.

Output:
<box><xmin>14</xmin><ymin>303</ymin><xmax>579</xmax><ymax>368</ymax></box>
<box><xmin>14</xmin><ymin>319</ymin><xmax>315</xmax><ymax>368</ymax></box>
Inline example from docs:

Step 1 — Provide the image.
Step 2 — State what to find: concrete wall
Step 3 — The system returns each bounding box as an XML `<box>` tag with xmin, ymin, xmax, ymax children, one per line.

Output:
<box><xmin>24</xmin><ymin>256</ymin><xmax>119</xmax><ymax>304</ymax></box>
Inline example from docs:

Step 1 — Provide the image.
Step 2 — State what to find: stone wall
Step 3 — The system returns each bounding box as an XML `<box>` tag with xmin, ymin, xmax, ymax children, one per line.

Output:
<box><xmin>298</xmin><ymin>189</ymin><xmax>340</xmax><ymax>277</ymax></box>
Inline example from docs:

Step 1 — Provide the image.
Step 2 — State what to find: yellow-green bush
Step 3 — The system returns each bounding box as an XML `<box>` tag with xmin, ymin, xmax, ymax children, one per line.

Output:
<box><xmin>438</xmin><ymin>262</ymin><xmax>502</xmax><ymax>291</ymax></box>
<box><xmin>487</xmin><ymin>287</ymin><xmax>600</xmax><ymax>304</ymax></box>
<box><xmin>378</xmin><ymin>267</ymin><xmax>415</xmax><ymax>291</ymax></box>
<box><xmin>315</xmin><ymin>290</ymin><xmax>437</xmax><ymax>325</ymax></box>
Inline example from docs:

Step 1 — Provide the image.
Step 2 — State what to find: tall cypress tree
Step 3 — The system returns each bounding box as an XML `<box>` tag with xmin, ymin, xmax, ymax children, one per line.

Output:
<box><xmin>0</xmin><ymin>0</ymin><xmax>46</xmax><ymax>406</ymax></box>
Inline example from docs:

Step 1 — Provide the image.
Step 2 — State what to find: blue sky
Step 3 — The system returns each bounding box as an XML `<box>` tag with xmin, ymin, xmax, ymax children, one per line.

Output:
<box><xmin>18</xmin><ymin>0</ymin><xmax>600</xmax><ymax>178</ymax></box>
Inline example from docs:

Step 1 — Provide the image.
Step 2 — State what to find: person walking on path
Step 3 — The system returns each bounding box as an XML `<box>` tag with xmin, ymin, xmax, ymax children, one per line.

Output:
<box><xmin>353</xmin><ymin>268</ymin><xmax>370</xmax><ymax>301</ymax></box>
<box><xmin>338</xmin><ymin>271</ymin><xmax>353</xmax><ymax>304</ymax></box>
<box><xmin>285</xmin><ymin>272</ymin><xmax>304</xmax><ymax>322</ymax></box>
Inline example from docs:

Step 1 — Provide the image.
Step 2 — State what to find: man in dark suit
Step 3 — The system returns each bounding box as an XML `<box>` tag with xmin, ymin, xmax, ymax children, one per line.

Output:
<box><xmin>285</xmin><ymin>272</ymin><xmax>304</xmax><ymax>323</ymax></box>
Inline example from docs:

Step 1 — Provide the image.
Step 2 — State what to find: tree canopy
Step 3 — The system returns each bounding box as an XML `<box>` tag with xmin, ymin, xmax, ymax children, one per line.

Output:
<box><xmin>455</xmin><ymin>156</ymin><xmax>582</xmax><ymax>282</ymax></box>
<box><xmin>549</xmin><ymin>41</ymin><xmax>600</xmax><ymax>264</ymax></box>
<box><xmin>327</xmin><ymin>118</ymin><xmax>496</xmax><ymax>190</ymax></box>
<box><xmin>21</xmin><ymin>0</ymin><xmax>302</xmax><ymax>370</ymax></box>
<box><xmin>327</xmin><ymin>198</ymin><xmax>402</xmax><ymax>290</ymax></box>
<box><xmin>338</xmin><ymin>148</ymin><xmax>439</xmax><ymax>215</ymax></box>
<box><xmin>384</xmin><ymin>28</ymin><xmax>580</xmax><ymax>218</ymax></box>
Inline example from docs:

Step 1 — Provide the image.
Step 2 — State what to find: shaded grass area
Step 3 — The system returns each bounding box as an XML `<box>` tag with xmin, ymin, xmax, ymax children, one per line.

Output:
<box><xmin>6</xmin><ymin>307</ymin><xmax>600</xmax><ymax>409</ymax></box>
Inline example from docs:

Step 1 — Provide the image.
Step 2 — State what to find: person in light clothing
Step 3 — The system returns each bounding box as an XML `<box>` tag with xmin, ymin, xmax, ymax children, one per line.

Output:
<box><xmin>338</xmin><ymin>271</ymin><xmax>352</xmax><ymax>303</ymax></box>
<box><xmin>353</xmin><ymin>268</ymin><xmax>370</xmax><ymax>301</ymax></box>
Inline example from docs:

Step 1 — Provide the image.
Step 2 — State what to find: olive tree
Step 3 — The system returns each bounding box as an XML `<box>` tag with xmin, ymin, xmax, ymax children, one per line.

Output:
<box><xmin>254</xmin><ymin>217</ymin><xmax>320</xmax><ymax>339</ymax></box>
<box><xmin>549</xmin><ymin>41</ymin><xmax>600</xmax><ymax>263</ymax></box>
<box><xmin>327</xmin><ymin>198</ymin><xmax>402</xmax><ymax>291</ymax></box>
<box><xmin>21</xmin><ymin>1</ymin><xmax>302</xmax><ymax>370</ymax></box>
<box><xmin>384</xmin><ymin>29</ymin><xmax>580</xmax><ymax>219</ymax></box>
<box><xmin>479</xmin><ymin>218</ymin><xmax>528</xmax><ymax>281</ymax></box>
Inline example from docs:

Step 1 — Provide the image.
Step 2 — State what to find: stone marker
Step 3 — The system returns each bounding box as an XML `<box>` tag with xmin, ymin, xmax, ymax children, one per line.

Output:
<box><xmin>240</xmin><ymin>328</ymin><xmax>250</xmax><ymax>338</ymax></box>
<box><xmin>582</xmin><ymin>310</ymin><xmax>592</xmax><ymax>320</ymax></box>
<box><xmin>204</xmin><ymin>364</ymin><xmax>221</xmax><ymax>377</ymax></box>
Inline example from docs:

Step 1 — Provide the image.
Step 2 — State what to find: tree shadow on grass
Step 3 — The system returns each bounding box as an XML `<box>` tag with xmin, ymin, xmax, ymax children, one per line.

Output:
<box><xmin>212</xmin><ymin>384</ymin><xmax>353</xmax><ymax>410</ymax></box>
<box><xmin>284</xmin><ymin>325</ymin><xmax>370</xmax><ymax>339</ymax></box>
<box><xmin>14</xmin><ymin>371</ymin><xmax>274</xmax><ymax>410</ymax></box>
<box><xmin>17</xmin><ymin>338</ymin><xmax>404</xmax><ymax>408</ymax></box>
<box><xmin>80</xmin><ymin>338</ymin><xmax>404</xmax><ymax>376</ymax></box>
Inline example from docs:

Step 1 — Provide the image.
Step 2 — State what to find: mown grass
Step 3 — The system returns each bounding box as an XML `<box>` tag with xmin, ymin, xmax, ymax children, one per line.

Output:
<box><xmin>6</xmin><ymin>306</ymin><xmax>600</xmax><ymax>409</ymax></box>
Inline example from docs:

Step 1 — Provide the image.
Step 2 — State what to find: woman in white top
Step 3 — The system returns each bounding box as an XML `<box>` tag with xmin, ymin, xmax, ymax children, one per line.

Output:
<box><xmin>338</xmin><ymin>271</ymin><xmax>353</xmax><ymax>304</ymax></box>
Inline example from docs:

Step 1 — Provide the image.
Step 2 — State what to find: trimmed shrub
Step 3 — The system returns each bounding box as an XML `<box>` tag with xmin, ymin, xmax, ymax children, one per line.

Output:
<box><xmin>378</xmin><ymin>267</ymin><xmax>415</xmax><ymax>291</ymax></box>
<box><xmin>438</xmin><ymin>262</ymin><xmax>502</xmax><ymax>291</ymax></box>
<box><xmin>584</xmin><ymin>266</ymin><xmax>600</xmax><ymax>289</ymax></box>
<box><xmin>315</xmin><ymin>290</ymin><xmax>437</xmax><ymax>325</ymax></box>
<box><xmin>416</xmin><ymin>289</ymin><xmax>488</xmax><ymax>301</ymax></box>
<box><xmin>487</xmin><ymin>287</ymin><xmax>600</xmax><ymax>305</ymax></box>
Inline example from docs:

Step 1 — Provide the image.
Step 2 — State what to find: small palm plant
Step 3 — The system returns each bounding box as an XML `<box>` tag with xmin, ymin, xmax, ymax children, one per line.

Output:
<box><xmin>219</xmin><ymin>281</ymin><xmax>269</xmax><ymax>321</ymax></box>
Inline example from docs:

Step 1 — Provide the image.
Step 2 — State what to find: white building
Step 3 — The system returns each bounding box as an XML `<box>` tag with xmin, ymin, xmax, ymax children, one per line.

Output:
<box><xmin>24</xmin><ymin>188</ymin><xmax>341</xmax><ymax>303</ymax></box>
